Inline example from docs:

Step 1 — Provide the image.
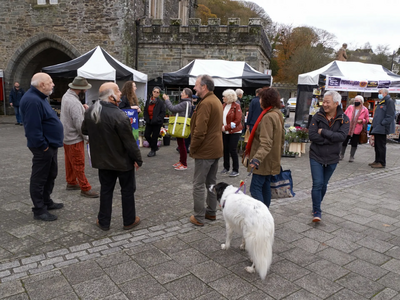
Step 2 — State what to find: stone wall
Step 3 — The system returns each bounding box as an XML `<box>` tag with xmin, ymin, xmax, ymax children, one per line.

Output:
<box><xmin>137</xmin><ymin>18</ymin><xmax>271</xmax><ymax>80</ymax></box>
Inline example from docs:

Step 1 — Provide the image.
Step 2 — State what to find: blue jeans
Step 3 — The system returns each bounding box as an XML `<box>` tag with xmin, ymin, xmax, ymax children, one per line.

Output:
<box><xmin>14</xmin><ymin>106</ymin><xmax>22</xmax><ymax>124</ymax></box>
<box><xmin>310</xmin><ymin>158</ymin><xmax>337</xmax><ymax>216</ymax></box>
<box><xmin>250</xmin><ymin>174</ymin><xmax>272</xmax><ymax>207</ymax></box>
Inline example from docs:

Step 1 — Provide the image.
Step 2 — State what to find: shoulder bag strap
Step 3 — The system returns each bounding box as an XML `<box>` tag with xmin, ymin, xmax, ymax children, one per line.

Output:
<box><xmin>182</xmin><ymin>102</ymin><xmax>189</xmax><ymax>136</ymax></box>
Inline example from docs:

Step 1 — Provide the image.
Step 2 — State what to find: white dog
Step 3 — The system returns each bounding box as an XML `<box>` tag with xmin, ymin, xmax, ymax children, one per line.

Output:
<box><xmin>211</xmin><ymin>182</ymin><xmax>274</xmax><ymax>280</ymax></box>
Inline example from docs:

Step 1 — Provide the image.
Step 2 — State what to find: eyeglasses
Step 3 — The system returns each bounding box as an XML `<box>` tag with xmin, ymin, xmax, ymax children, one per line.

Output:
<box><xmin>153</xmin><ymin>91</ymin><xmax>160</xmax><ymax>94</ymax></box>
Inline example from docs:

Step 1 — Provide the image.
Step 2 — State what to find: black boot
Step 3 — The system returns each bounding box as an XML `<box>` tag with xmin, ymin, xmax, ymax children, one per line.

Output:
<box><xmin>349</xmin><ymin>147</ymin><xmax>357</xmax><ymax>162</ymax></box>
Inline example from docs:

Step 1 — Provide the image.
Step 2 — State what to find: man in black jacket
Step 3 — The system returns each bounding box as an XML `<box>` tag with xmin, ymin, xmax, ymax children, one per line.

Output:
<box><xmin>82</xmin><ymin>82</ymin><xmax>143</xmax><ymax>231</ymax></box>
<box><xmin>9</xmin><ymin>82</ymin><xmax>25</xmax><ymax>125</ymax></box>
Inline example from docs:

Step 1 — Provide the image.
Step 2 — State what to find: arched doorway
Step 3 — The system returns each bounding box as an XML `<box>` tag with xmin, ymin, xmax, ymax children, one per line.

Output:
<box><xmin>4</xmin><ymin>33</ymin><xmax>80</xmax><ymax>113</ymax></box>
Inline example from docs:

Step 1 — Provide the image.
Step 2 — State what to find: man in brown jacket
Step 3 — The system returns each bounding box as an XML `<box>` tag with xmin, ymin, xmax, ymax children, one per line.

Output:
<box><xmin>189</xmin><ymin>75</ymin><xmax>223</xmax><ymax>226</ymax></box>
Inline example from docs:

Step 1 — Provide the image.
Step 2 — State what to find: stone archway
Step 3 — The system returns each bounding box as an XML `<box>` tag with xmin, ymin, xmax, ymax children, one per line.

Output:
<box><xmin>4</xmin><ymin>33</ymin><xmax>80</xmax><ymax>110</ymax></box>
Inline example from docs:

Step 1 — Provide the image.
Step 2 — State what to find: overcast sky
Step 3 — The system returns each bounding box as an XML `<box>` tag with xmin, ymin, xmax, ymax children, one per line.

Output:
<box><xmin>249</xmin><ymin>0</ymin><xmax>399</xmax><ymax>54</ymax></box>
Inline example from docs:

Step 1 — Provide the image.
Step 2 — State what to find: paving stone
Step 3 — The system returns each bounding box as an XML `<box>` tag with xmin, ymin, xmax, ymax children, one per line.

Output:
<box><xmin>344</xmin><ymin>259</ymin><xmax>389</xmax><ymax>280</ymax></box>
<box><xmin>170</xmin><ymin>248</ymin><xmax>209</xmax><ymax>268</ymax></box>
<box><xmin>335</xmin><ymin>272</ymin><xmax>385</xmax><ymax>298</ymax></box>
<box><xmin>294</xmin><ymin>273</ymin><xmax>343</xmax><ymax>298</ymax></box>
<box><xmin>306</xmin><ymin>259</ymin><xmax>349</xmax><ymax>281</ymax></box>
<box><xmin>270</xmin><ymin>259</ymin><xmax>310</xmax><ymax>281</ymax></box>
<box><xmin>325</xmin><ymin>236</ymin><xmax>362</xmax><ymax>253</ymax></box>
<box><xmin>275</xmin><ymin>228</ymin><xmax>303</xmax><ymax>243</ymax></box>
<box><xmin>46</xmin><ymin>249</ymin><xmax>69</xmax><ymax>258</ymax></box>
<box><xmin>102</xmin><ymin>292</ymin><xmax>129</xmax><ymax>300</ymax></box>
<box><xmin>61</xmin><ymin>260</ymin><xmax>105</xmax><ymax>285</ymax></box>
<box><xmin>23</xmin><ymin>272</ymin><xmax>73</xmax><ymax>300</ymax></box>
<box><xmin>361</xmin><ymin>228</ymin><xmax>394</xmax><ymax>242</ymax></box>
<box><xmin>0</xmin><ymin>261</ymin><xmax>20</xmax><ymax>272</ymax></box>
<box><xmin>189</xmin><ymin>237</ymin><xmax>222</xmax><ymax>254</ymax></box>
<box><xmin>272</xmin><ymin>237</ymin><xmax>295</xmax><ymax>254</ymax></box>
<box><xmin>91</xmin><ymin>238</ymin><xmax>112</xmax><ymax>247</ymax></box>
<box><xmin>0</xmin><ymin>280</ymin><xmax>25</xmax><ymax>298</ymax></box>
<box><xmin>54</xmin><ymin>259</ymin><xmax>79</xmax><ymax>268</ymax></box>
<box><xmin>95</xmin><ymin>252</ymin><xmax>131</xmax><ymax>269</ymax></box>
<box><xmin>326</xmin><ymin>288</ymin><xmax>366</xmax><ymax>300</ymax></box>
<box><xmin>28</xmin><ymin>264</ymin><xmax>54</xmax><ymax>275</ymax></box>
<box><xmin>150</xmin><ymin>292</ymin><xmax>178</xmax><ymax>300</ymax></box>
<box><xmin>238</xmin><ymin>290</ymin><xmax>273</xmax><ymax>300</ymax></box>
<box><xmin>385</xmin><ymin>246</ymin><xmax>400</xmax><ymax>260</ymax></box>
<box><xmin>301</xmin><ymin>228</ymin><xmax>335</xmax><ymax>243</ymax></box>
<box><xmin>372</xmin><ymin>288</ymin><xmax>398</xmax><ymax>300</ymax></box>
<box><xmin>283</xmin><ymin>289</ymin><xmax>321</xmax><ymax>300</ymax></box>
<box><xmin>0</xmin><ymin>270</ymin><xmax>11</xmax><ymax>278</ymax></box>
<box><xmin>69</xmin><ymin>243</ymin><xmax>91</xmax><ymax>253</ymax></box>
<box><xmin>20</xmin><ymin>254</ymin><xmax>45</xmax><ymax>265</ymax></box>
<box><xmin>356</xmin><ymin>237</ymin><xmax>395</xmax><ymax>253</ymax></box>
<box><xmin>73</xmin><ymin>275</ymin><xmax>120</xmax><ymax>300</ymax></box>
<box><xmin>256</xmin><ymin>273</ymin><xmax>300</xmax><ymax>299</ymax></box>
<box><xmin>317</xmin><ymin>247</ymin><xmax>356</xmax><ymax>266</ymax></box>
<box><xmin>351</xmin><ymin>248</ymin><xmax>390</xmax><ymax>266</ymax></box>
<box><xmin>381</xmin><ymin>258</ymin><xmax>400</xmax><ymax>275</ymax></box>
<box><xmin>133</xmin><ymin>247</ymin><xmax>171</xmax><ymax>268</ymax></box>
<box><xmin>119</xmin><ymin>275</ymin><xmax>167</xmax><ymax>299</ymax></box>
<box><xmin>104</xmin><ymin>260</ymin><xmax>145</xmax><ymax>284</ymax></box>
<box><xmin>189</xmin><ymin>260</ymin><xmax>231</xmax><ymax>283</ymax></box>
<box><xmin>153</xmin><ymin>237</ymin><xmax>191</xmax><ymax>255</ymax></box>
<box><xmin>164</xmin><ymin>274</ymin><xmax>211</xmax><ymax>300</ymax></box>
<box><xmin>292</xmin><ymin>236</ymin><xmax>327</xmax><ymax>254</ymax></box>
<box><xmin>280</xmin><ymin>247</ymin><xmax>317</xmax><ymax>267</ymax></box>
<box><xmin>208</xmin><ymin>274</ymin><xmax>257</xmax><ymax>300</ymax></box>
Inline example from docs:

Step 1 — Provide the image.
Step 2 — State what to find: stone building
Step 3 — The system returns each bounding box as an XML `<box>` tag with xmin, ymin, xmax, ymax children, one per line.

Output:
<box><xmin>0</xmin><ymin>0</ymin><xmax>271</xmax><ymax>114</ymax></box>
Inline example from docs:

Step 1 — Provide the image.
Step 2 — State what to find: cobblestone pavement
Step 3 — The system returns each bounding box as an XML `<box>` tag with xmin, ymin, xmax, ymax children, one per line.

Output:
<box><xmin>1</xmin><ymin>115</ymin><xmax>400</xmax><ymax>299</ymax></box>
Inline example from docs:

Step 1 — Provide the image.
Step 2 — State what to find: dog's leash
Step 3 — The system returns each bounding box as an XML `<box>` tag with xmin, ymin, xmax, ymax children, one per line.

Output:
<box><xmin>235</xmin><ymin>167</ymin><xmax>254</xmax><ymax>194</ymax></box>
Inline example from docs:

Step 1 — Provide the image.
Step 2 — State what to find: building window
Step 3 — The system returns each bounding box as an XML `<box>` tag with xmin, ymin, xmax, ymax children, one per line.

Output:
<box><xmin>149</xmin><ymin>0</ymin><xmax>163</xmax><ymax>19</ymax></box>
<box><xmin>49</xmin><ymin>0</ymin><xmax>58</xmax><ymax>4</ymax></box>
<box><xmin>37</xmin><ymin>0</ymin><xmax>46</xmax><ymax>4</ymax></box>
<box><xmin>178</xmin><ymin>0</ymin><xmax>189</xmax><ymax>25</ymax></box>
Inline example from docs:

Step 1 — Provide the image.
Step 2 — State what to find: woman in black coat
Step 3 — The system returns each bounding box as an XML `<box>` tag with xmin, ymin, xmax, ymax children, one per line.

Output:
<box><xmin>143</xmin><ymin>86</ymin><xmax>166</xmax><ymax>157</ymax></box>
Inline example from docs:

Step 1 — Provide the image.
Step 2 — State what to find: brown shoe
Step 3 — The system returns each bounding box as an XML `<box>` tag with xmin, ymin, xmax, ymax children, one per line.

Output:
<box><xmin>371</xmin><ymin>163</ymin><xmax>385</xmax><ymax>168</ymax></box>
<box><xmin>96</xmin><ymin>219</ymin><xmax>110</xmax><ymax>231</ymax></box>
<box><xmin>368</xmin><ymin>161</ymin><xmax>379</xmax><ymax>166</ymax></box>
<box><xmin>205</xmin><ymin>214</ymin><xmax>216</xmax><ymax>221</ymax></box>
<box><xmin>190</xmin><ymin>215</ymin><xmax>204</xmax><ymax>226</ymax></box>
<box><xmin>81</xmin><ymin>190</ymin><xmax>100</xmax><ymax>198</ymax></box>
<box><xmin>123</xmin><ymin>217</ymin><xmax>141</xmax><ymax>230</ymax></box>
<box><xmin>66</xmin><ymin>184</ymin><xmax>80</xmax><ymax>190</ymax></box>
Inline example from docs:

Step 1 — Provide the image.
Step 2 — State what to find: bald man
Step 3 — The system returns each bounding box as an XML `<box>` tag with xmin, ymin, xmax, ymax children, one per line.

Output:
<box><xmin>82</xmin><ymin>82</ymin><xmax>143</xmax><ymax>231</ymax></box>
<box><xmin>20</xmin><ymin>73</ymin><xmax>64</xmax><ymax>221</ymax></box>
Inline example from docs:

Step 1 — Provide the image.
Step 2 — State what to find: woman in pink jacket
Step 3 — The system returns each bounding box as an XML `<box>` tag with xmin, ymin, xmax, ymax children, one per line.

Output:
<box><xmin>340</xmin><ymin>95</ymin><xmax>369</xmax><ymax>162</ymax></box>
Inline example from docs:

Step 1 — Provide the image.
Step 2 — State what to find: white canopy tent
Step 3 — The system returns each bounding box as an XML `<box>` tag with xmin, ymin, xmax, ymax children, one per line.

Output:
<box><xmin>295</xmin><ymin>61</ymin><xmax>400</xmax><ymax>126</ymax></box>
<box><xmin>43</xmin><ymin>46</ymin><xmax>148</xmax><ymax>103</ymax></box>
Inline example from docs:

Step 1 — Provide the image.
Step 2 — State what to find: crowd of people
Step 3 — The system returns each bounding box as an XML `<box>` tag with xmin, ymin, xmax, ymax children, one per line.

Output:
<box><xmin>15</xmin><ymin>72</ymin><xmax>397</xmax><ymax>227</ymax></box>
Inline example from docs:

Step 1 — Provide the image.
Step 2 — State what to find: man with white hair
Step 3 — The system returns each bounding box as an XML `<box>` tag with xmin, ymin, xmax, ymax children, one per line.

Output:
<box><xmin>235</xmin><ymin>88</ymin><xmax>244</xmax><ymax>105</ymax></box>
<box><xmin>369</xmin><ymin>88</ymin><xmax>395</xmax><ymax>168</ymax></box>
<box><xmin>20</xmin><ymin>73</ymin><xmax>64</xmax><ymax>221</ymax></box>
<box><xmin>82</xmin><ymin>82</ymin><xmax>142</xmax><ymax>231</ymax></box>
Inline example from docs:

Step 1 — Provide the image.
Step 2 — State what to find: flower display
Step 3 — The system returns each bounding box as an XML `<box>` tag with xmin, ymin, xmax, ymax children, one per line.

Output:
<box><xmin>160</xmin><ymin>127</ymin><xmax>168</xmax><ymax>137</ymax></box>
<box><xmin>285</xmin><ymin>126</ymin><xmax>309</xmax><ymax>143</ymax></box>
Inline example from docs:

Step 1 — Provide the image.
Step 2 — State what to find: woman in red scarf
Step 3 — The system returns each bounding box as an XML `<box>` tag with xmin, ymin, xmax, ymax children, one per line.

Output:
<box><xmin>247</xmin><ymin>88</ymin><xmax>285</xmax><ymax>207</ymax></box>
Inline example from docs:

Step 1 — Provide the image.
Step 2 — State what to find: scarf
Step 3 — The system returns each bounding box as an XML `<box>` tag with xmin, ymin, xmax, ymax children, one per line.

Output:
<box><xmin>245</xmin><ymin>106</ymin><xmax>272</xmax><ymax>156</ymax></box>
<box><xmin>149</xmin><ymin>97</ymin><xmax>157</xmax><ymax>105</ymax></box>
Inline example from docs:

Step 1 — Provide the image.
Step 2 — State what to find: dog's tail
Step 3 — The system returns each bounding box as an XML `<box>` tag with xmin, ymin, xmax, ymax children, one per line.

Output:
<box><xmin>245</xmin><ymin>224</ymin><xmax>274</xmax><ymax>280</ymax></box>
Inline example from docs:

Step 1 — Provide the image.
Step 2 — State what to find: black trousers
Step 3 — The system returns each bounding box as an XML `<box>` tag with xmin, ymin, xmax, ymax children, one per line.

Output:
<box><xmin>223</xmin><ymin>133</ymin><xmax>241</xmax><ymax>172</ymax></box>
<box><xmin>342</xmin><ymin>134</ymin><xmax>360</xmax><ymax>148</ymax></box>
<box><xmin>374</xmin><ymin>134</ymin><xmax>387</xmax><ymax>166</ymax></box>
<box><xmin>98</xmin><ymin>169</ymin><xmax>137</xmax><ymax>227</ymax></box>
<box><xmin>144</xmin><ymin>123</ymin><xmax>162</xmax><ymax>151</ymax></box>
<box><xmin>29</xmin><ymin>147</ymin><xmax>58</xmax><ymax>215</ymax></box>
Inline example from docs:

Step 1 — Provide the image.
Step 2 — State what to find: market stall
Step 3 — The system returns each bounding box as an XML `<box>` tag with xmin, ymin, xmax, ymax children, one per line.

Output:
<box><xmin>163</xmin><ymin>59</ymin><xmax>271</xmax><ymax>97</ymax></box>
<box><xmin>42</xmin><ymin>46</ymin><xmax>148</xmax><ymax>103</ymax></box>
<box><xmin>295</xmin><ymin>60</ymin><xmax>400</xmax><ymax>127</ymax></box>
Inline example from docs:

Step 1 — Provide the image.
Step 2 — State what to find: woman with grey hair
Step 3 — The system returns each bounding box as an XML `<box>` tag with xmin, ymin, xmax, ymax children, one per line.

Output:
<box><xmin>221</xmin><ymin>89</ymin><xmax>243</xmax><ymax>177</ymax></box>
<box><xmin>340</xmin><ymin>95</ymin><xmax>369</xmax><ymax>162</ymax></box>
<box><xmin>308</xmin><ymin>91</ymin><xmax>349</xmax><ymax>222</ymax></box>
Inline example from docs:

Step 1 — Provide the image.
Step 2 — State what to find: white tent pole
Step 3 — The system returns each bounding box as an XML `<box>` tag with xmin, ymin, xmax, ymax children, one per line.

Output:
<box><xmin>1</xmin><ymin>73</ymin><xmax>6</xmax><ymax>116</ymax></box>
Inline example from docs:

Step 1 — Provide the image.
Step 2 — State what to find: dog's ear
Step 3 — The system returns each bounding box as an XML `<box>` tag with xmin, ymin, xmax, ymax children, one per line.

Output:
<box><xmin>214</xmin><ymin>182</ymin><xmax>229</xmax><ymax>202</ymax></box>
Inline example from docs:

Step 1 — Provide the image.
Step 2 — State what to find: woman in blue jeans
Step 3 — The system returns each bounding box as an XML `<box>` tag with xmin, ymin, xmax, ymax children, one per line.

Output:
<box><xmin>246</xmin><ymin>88</ymin><xmax>285</xmax><ymax>208</ymax></box>
<box><xmin>308</xmin><ymin>91</ymin><xmax>349</xmax><ymax>222</ymax></box>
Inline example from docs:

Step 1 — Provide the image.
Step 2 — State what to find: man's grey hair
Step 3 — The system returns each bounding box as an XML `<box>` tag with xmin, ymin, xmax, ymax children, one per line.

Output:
<box><xmin>354</xmin><ymin>95</ymin><xmax>364</xmax><ymax>104</ymax></box>
<box><xmin>197</xmin><ymin>75</ymin><xmax>214</xmax><ymax>92</ymax></box>
<box><xmin>379</xmin><ymin>88</ymin><xmax>389</xmax><ymax>95</ymax></box>
<box><xmin>324</xmin><ymin>91</ymin><xmax>342</xmax><ymax>104</ymax></box>
<box><xmin>222</xmin><ymin>89</ymin><xmax>237</xmax><ymax>104</ymax></box>
<box><xmin>90</xmin><ymin>88</ymin><xmax>116</xmax><ymax>124</ymax></box>
<box><xmin>31</xmin><ymin>79</ymin><xmax>40</xmax><ymax>87</ymax></box>
<box><xmin>235</xmin><ymin>89</ymin><xmax>244</xmax><ymax>96</ymax></box>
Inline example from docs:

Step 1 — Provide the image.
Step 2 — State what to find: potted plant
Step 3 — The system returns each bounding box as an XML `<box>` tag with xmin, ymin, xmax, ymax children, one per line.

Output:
<box><xmin>284</xmin><ymin>126</ymin><xmax>309</xmax><ymax>157</ymax></box>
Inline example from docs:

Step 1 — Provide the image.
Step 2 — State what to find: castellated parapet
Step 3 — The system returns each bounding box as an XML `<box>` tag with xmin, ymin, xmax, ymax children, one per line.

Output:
<box><xmin>137</xmin><ymin>18</ymin><xmax>271</xmax><ymax>80</ymax></box>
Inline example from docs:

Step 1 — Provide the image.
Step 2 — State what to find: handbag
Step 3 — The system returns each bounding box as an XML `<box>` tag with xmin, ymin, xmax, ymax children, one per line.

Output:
<box><xmin>270</xmin><ymin>167</ymin><xmax>295</xmax><ymax>199</ymax></box>
<box><xmin>168</xmin><ymin>102</ymin><xmax>191</xmax><ymax>138</ymax></box>
<box><xmin>244</xmin><ymin>128</ymin><xmax>250</xmax><ymax>143</ymax></box>
<box><xmin>359</xmin><ymin>124</ymin><xmax>368</xmax><ymax>144</ymax></box>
